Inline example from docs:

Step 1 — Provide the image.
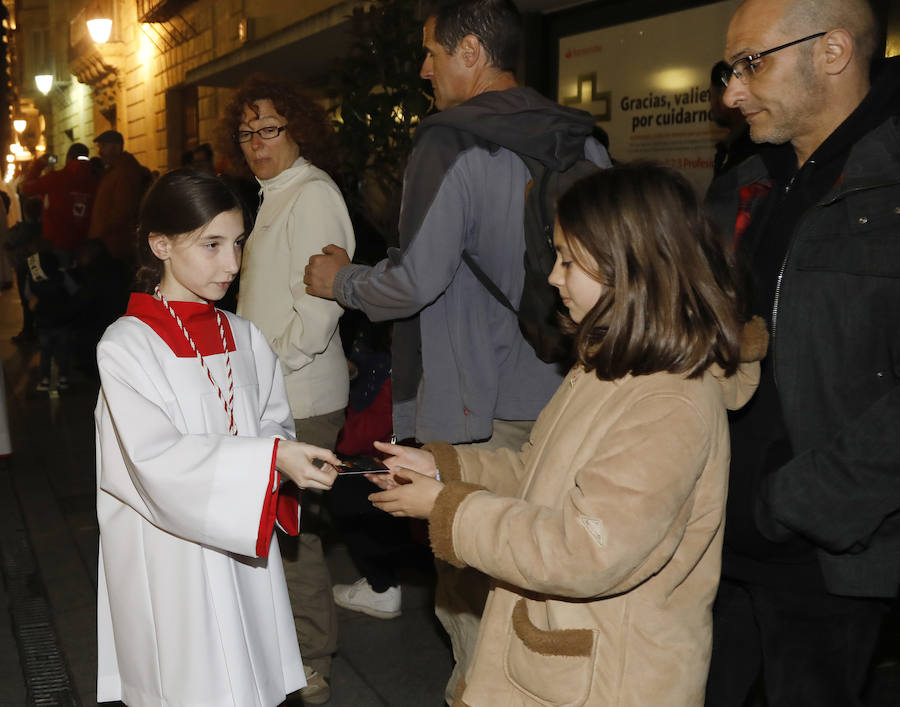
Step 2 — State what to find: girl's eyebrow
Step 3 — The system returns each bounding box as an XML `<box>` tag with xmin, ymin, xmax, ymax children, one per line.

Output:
<box><xmin>200</xmin><ymin>233</ymin><xmax>246</xmax><ymax>242</ymax></box>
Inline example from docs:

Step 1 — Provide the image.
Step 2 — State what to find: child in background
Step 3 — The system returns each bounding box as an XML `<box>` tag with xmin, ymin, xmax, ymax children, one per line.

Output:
<box><xmin>95</xmin><ymin>169</ymin><xmax>340</xmax><ymax>707</ymax></box>
<box><xmin>8</xmin><ymin>196</ymin><xmax>43</xmax><ymax>343</ymax></box>
<box><xmin>368</xmin><ymin>163</ymin><xmax>767</xmax><ymax>706</ymax></box>
<box><xmin>25</xmin><ymin>244</ymin><xmax>78</xmax><ymax>391</ymax></box>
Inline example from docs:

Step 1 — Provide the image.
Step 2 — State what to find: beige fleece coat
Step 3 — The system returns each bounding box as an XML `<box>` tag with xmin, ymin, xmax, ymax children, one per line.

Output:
<box><xmin>428</xmin><ymin>345</ymin><xmax>763</xmax><ymax>706</ymax></box>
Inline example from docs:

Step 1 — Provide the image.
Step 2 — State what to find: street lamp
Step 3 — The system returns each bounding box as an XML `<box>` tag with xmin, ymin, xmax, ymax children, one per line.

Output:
<box><xmin>87</xmin><ymin>0</ymin><xmax>113</xmax><ymax>44</ymax></box>
<box><xmin>87</xmin><ymin>17</ymin><xmax>112</xmax><ymax>43</ymax></box>
<box><xmin>13</xmin><ymin>119</ymin><xmax>25</xmax><ymax>133</ymax></box>
<box><xmin>35</xmin><ymin>74</ymin><xmax>53</xmax><ymax>94</ymax></box>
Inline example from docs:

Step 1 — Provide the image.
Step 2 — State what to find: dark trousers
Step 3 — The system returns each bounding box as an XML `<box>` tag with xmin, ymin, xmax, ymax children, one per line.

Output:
<box><xmin>38</xmin><ymin>327</ymin><xmax>71</xmax><ymax>380</ymax></box>
<box><xmin>326</xmin><ymin>474</ymin><xmax>431</xmax><ymax>592</ymax></box>
<box><xmin>705</xmin><ymin>577</ymin><xmax>890</xmax><ymax>707</ymax></box>
<box><xmin>15</xmin><ymin>265</ymin><xmax>34</xmax><ymax>333</ymax></box>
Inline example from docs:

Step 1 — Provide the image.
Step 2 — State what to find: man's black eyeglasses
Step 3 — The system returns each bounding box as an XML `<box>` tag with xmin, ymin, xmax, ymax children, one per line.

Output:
<box><xmin>722</xmin><ymin>32</ymin><xmax>826</xmax><ymax>86</ymax></box>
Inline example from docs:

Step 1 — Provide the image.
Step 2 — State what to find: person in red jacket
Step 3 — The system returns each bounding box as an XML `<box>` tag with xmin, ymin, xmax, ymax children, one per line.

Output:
<box><xmin>88</xmin><ymin>130</ymin><xmax>152</xmax><ymax>267</ymax></box>
<box><xmin>21</xmin><ymin>143</ymin><xmax>99</xmax><ymax>267</ymax></box>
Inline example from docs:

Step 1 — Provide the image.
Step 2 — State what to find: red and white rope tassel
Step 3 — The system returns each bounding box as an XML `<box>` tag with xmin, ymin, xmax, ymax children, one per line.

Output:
<box><xmin>155</xmin><ymin>286</ymin><xmax>238</xmax><ymax>435</ymax></box>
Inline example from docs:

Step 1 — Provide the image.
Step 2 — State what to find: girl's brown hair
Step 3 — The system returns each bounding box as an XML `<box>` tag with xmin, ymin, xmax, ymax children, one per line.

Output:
<box><xmin>220</xmin><ymin>75</ymin><xmax>341</xmax><ymax>184</ymax></box>
<box><xmin>556</xmin><ymin>162</ymin><xmax>744</xmax><ymax>380</ymax></box>
<box><xmin>134</xmin><ymin>169</ymin><xmax>250</xmax><ymax>293</ymax></box>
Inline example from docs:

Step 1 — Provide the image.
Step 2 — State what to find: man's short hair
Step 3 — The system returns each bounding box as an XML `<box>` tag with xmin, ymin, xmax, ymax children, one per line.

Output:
<box><xmin>66</xmin><ymin>143</ymin><xmax>90</xmax><ymax>162</ymax></box>
<box><xmin>94</xmin><ymin>129</ymin><xmax>124</xmax><ymax>145</ymax></box>
<box><xmin>778</xmin><ymin>0</ymin><xmax>879</xmax><ymax>69</ymax></box>
<box><xmin>424</xmin><ymin>0</ymin><xmax>521</xmax><ymax>73</ymax></box>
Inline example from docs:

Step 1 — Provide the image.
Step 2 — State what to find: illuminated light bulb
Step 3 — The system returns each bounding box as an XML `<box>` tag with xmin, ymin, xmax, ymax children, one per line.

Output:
<box><xmin>35</xmin><ymin>74</ymin><xmax>53</xmax><ymax>94</ymax></box>
<box><xmin>87</xmin><ymin>18</ymin><xmax>112</xmax><ymax>44</ymax></box>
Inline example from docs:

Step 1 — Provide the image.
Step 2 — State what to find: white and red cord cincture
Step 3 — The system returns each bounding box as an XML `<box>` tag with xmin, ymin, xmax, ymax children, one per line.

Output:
<box><xmin>154</xmin><ymin>286</ymin><xmax>237</xmax><ymax>435</ymax></box>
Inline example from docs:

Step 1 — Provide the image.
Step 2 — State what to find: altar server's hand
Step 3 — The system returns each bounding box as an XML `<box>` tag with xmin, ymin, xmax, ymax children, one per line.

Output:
<box><xmin>276</xmin><ymin>441</ymin><xmax>339</xmax><ymax>490</ymax></box>
<box><xmin>305</xmin><ymin>244</ymin><xmax>350</xmax><ymax>300</ymax></box>
<box><xmin>373</xmin><ymin>440</ymin><xmax>438</xmax><ymax>477</ymax></box>
<box><xmin>369</xmin><ymin>468</ymin><xmax>443</xmax><ymax>519</ymax></box>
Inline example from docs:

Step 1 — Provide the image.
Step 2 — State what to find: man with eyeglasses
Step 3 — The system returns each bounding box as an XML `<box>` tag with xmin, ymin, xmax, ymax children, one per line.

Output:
<box><xmin>222</xmin><ymin>75</ymin><xmax>356</xmax><ymax>705</ymax></box>
<box><xmin>704</xmin><ymin>1</ymin><xmax>900</xmax><ymax>706</ymax></box>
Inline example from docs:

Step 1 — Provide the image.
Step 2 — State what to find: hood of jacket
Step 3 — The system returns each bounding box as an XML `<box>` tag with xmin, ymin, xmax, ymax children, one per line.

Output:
<box><xmin>416</xmin><ymin>86</ymin><xmax>596</xmax><ymax>171</ymax></box>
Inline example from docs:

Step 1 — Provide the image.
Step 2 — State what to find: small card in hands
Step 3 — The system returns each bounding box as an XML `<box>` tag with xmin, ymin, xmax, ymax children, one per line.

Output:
<box><xmin>336</xmin><ymin>454</ymin><xmax>390</xmax><ymax>475</ymax></box>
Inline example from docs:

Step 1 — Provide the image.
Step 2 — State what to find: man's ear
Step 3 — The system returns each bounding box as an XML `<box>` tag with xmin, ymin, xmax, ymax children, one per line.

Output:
<box><xmin>148</xmin><ymin>233</ymin><xmax>170</xmax><ymax>261</ymax></box>
<box><xmin>821</xmin><ymin>28</ymin><xmax>854</xmax><ymax>75</ymax></box>
<box><xmin>458</xmin><ymin>34</ymin><xmax>482</xmax><ymax>68</ymax></box>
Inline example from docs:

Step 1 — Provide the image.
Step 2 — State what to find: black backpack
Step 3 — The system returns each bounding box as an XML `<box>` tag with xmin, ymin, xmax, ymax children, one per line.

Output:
<box><xmin>462</xmin><ymin>152</ymin><xmax>600</xmax><ymax>364</ymax></box>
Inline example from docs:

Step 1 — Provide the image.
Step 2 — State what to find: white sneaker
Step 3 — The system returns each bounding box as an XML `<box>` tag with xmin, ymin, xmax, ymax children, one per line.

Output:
<box><xmin>332</xmin><ymin>578</ymin><xmax>401</xmax><ymax>619</ymax></box>
<box><xmin>300</xmin><ymin>664</ymin><xmax>330</xmax><ymax>704</ymax></box>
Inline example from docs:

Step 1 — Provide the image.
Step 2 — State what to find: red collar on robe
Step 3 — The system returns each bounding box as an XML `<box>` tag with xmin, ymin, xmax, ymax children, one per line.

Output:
<box><xmin>125</xmin><ymin>292</ymin><xmax>236</xmax><ymax>358</ymax></box>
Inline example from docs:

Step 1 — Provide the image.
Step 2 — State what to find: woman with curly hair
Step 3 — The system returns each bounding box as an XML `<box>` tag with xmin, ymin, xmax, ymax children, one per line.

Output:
<box><xmin>222</xmin><ymin>74</ymin><xmax>355</xmax><ymax>705</ymax></box>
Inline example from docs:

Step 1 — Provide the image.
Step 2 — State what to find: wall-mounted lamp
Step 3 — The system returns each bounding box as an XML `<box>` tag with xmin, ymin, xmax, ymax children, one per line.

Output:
<box><xmin>35</xmin><ymin>74</ymin><xmax>53</xmax><ymax>94</ymax></box>
<box><xmin>87</xmin><ymin>18</ymin><xmax>113</xmax><ymax>44</ymax></box>
<box><xmin>13</xmin><ymin>119</ymin><xmax>26</xmax><ymax>133</ymax></box>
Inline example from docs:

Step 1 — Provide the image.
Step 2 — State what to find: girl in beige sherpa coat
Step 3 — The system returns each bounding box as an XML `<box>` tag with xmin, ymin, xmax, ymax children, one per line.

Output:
<box><xmin>368</xmin><ymin>164</ymin><xmax>767</xmax><ymax>707</ymax></box>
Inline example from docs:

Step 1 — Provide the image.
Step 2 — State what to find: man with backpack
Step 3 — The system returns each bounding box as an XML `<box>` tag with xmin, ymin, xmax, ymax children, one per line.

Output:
<box><xmin>305</xmin><ymin>0</ymin><xmax>609</xmax><ymax>700</ymax></box>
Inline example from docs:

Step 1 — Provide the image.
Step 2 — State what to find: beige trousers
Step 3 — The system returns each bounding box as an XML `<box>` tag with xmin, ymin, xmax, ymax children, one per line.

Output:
<box><xmin>279</xmin><ymin>408</ymin><xmax>344</xmax><ymax>677</ymax></box>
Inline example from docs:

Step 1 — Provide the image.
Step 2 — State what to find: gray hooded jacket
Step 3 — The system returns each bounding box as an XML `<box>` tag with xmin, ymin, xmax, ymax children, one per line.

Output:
<box><xmin>334</xmin><ymin>87</ymin><xmax>610</xmax><ymax>443</ymax></box>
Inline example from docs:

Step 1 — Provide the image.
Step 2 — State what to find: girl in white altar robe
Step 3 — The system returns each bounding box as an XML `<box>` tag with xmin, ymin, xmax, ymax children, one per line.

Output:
<box><xmin>95</xmin><ymin>170</ymin><xmax>340</xmax><ymax>707</ymax></box>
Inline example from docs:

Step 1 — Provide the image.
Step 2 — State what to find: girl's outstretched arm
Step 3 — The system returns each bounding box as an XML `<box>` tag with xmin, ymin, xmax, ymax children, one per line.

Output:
<box><xmin>369</xmin><ymin>467</ymin><xmax>443</xmax><ymax>517</ymax></box>
<box><xmin>97</xmin><ymin>324</ymin><xmax>315</xmax><ymax>558</ymax></box>
<box><xmin>423</xmin><ymin>393</ymin><xmax>716</xmax><ymax>599</ymax></box>
<box><xmin>276</xmin><ymin>441</ymin><xmax>339</xmax><ymax>490</ymax></box>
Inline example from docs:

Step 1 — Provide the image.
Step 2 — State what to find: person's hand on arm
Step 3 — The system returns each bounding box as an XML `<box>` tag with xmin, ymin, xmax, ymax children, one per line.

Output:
<box><xmin>369</xmin><ymin>468</ymin><xmax>444</xmax><ymax>519</ymax></box>
<box><xmin>276</xmin><ymin>441</ymin><xmax>340</xmax><ymax>491</ymax></box>
<box><xmin>304</xmin><ymin>245</ymin><xmax>351</xmax><ymax>300</ymax></box>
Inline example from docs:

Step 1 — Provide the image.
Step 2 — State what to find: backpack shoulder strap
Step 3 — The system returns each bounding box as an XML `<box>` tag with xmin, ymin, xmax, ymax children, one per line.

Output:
<box><xmin>461</xmin><ymin>250</ymin><xmax>517</xmax><ymax>313</ymax></box>
<box><xmin>460</xmin><ymin>151</ymin><xmax>555</xmax><ymax>315</ymax></box>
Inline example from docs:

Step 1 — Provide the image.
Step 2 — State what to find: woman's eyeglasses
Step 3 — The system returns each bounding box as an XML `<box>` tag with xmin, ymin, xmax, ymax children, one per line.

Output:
<box><xmin>235</xmin><ymin>125</ymin><xmax>288</xmax><ymax>143</ymax></box>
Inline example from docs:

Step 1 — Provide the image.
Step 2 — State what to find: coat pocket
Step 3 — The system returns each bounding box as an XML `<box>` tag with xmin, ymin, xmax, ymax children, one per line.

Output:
<box><xmin>794</xmin><ymin>194</ymin><xmax>900</xmax><ymax>278</ymax></box>
<box><xmin>504</xmin><ymin>599</ymin><xmax>597</xmax><ymax>707</ymax></box>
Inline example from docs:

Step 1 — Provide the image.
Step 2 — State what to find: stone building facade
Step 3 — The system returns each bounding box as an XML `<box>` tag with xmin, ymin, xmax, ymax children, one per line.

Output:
<box><xmin>12</xmin><ymin>0</ymin><xmax>361</xmax><ymax>172</ymax></box>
